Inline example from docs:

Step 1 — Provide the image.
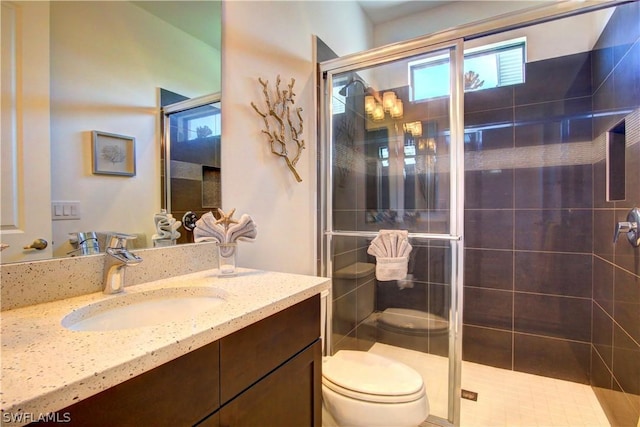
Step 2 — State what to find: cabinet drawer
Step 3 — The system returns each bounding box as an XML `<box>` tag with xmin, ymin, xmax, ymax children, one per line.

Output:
<box><xmin>219</xmin><ymin>340</ymin><xmax>322</xmax><ymax>427</ymax></box>
<box><xmin>38</xmin><ymin>340</ymin><xmax>220</xmax><ymax>427</ymax></box>
<box><xmin>220</xmin><ymin>295</ymin><xmax>320</xmax><ymax>404</ymax></box>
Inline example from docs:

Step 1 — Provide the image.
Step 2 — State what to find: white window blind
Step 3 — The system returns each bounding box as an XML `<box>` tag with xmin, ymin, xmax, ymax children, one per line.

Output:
<box><xmin>496</xmin><ymin>47</ymin><xmax>524</xmax><ymax>86</ymax></box>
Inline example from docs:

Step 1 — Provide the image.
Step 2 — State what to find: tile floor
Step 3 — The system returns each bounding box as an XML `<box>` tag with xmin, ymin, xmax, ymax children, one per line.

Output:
<box><xmin>368</xmin><ymin>343</ymin><xmax>610</xmax><ymax>427</ymax></box>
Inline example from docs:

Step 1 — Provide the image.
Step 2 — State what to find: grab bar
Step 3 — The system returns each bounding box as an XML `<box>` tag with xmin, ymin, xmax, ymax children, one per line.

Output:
<box><xmin>325</xmin><ymin>230</ymin><xmax>461</xmax><ymax>241</ymax></box>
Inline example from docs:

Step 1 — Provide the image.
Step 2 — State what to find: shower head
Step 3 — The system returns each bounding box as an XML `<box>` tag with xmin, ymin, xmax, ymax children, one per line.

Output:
<box><xmin>338</xmin><ymin>76</ymin><xmax>371</xmax><ymax>96</ymax></box>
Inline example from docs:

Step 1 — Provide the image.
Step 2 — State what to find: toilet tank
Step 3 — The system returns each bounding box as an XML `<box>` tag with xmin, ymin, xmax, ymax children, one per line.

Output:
<box><xmin>330</xmin><ymin>262</ymin><xmax>377</xmax><ymax>349</ymax></box>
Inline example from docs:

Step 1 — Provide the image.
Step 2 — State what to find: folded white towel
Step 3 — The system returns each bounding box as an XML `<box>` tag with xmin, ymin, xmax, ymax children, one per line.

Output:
<box><xmin>193</xmin><ymin>211</ymin><xmax>226</xmax><ymax>243</ymax></box>
<box><xmin>369</xmin><ymin>238</ymin><xmax>386</xmax><ymax>257</ymax></box>
<box><xmin>227</xmin><ymin>214</ymin><xmax>258</xmax><ymax>243</ymax></box>
<box><xmin>152</xmin><ymin>211</ymin><xmax>181</xmax><ymax>242</ymax></box>
<box><xmin>194</xmin><ymin>210</ymin><xmax>258</xmax><ymax>245</ymax></box>
<box><xmin>367</xmin><ymin>230</ymin><xmax>412</xmax><ymax>281</ymax></box>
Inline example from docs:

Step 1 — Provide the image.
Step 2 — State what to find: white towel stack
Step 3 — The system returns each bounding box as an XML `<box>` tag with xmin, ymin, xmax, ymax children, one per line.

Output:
<box><xmin>151</xmin><ymin>210</ymin><xmax>181</xmax><ymax>245</ymax></box>
<box><xmin>367</xmin><ymin>229</ymin><xmax>412</xmax><ymax>281</ymax></box>
<box><xmin>194</xmin><ymin>210</ymin><xmax>257</xmax><ymax>257</ymax></box>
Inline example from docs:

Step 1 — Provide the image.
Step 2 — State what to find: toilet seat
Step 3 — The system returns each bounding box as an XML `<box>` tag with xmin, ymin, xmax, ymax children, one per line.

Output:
<box><xmin>323</xmin><ymin>377</ymin><xmax>426</xmax><ymax>403</ymax></box>
<box><xmin>322</xmin><ymin>351</ymin><xmax>425</xmax><ymax>404</ymax></box>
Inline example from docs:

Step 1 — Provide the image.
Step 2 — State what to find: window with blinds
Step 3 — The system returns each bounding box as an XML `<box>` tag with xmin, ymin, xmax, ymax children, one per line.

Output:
<box><xmin>409</xmin><ymin>37</ymin><xmax>526</xmax><ymax>101</ymax></box>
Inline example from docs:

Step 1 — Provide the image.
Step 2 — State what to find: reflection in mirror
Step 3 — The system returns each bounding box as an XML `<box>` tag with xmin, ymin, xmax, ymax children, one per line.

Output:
<box><xmin>332</xmin><ymin>50</ymin><xmax>453</xmax><ymax>234</ymax></box>
<box><xmin>364</xmin><ymin>121</ymin><xmax>438</xmax><ymax>219</ymax></box>
<box><xmin>0</xmin><ymin>1</ymin><xmax>221</xmax><ymax>263</ymax></box>
<box><xmin>161</xmin><ymin>93</ymin><xmax>222</xmax><ymax>245</ymax></box>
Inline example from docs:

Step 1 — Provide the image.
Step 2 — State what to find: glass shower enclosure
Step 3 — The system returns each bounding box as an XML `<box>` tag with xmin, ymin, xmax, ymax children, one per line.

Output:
<box><xmin>318</xmin><ymin>2</ymin><xmax>637</xmax><ymax>426</ymax></box>
<box><xmin>319</xmin><ymin>40</ymin><xmax>465</xmax><ymax>424</ymax></box>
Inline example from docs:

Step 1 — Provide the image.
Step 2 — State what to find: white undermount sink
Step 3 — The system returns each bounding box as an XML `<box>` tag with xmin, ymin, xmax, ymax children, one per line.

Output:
<box><xmin>62</xmin><ymin>287</ymin><xmax>227</xmax><ymax>332</ymax></box>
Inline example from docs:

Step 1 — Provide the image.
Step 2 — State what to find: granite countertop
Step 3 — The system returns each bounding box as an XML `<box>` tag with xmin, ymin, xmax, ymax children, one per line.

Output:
<box><xmin>0</xmin><ymin>268</ymin><xmax>330</xmax><ymax>423</ymax></box>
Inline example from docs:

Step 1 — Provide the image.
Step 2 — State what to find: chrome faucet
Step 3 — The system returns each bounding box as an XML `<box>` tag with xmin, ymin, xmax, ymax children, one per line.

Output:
<box><xmin>103</xmin><ymin>233</ymin><xmax>142</xmax><ymax>294</ymax></box>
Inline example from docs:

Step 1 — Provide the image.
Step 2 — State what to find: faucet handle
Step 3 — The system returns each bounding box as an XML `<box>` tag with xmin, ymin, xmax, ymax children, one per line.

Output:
<box><xmin>613</xmin><ymin>208</ymin><xmax>640</xmax><ymax>247</ymax></box>
<box><xmin>613</xmin><ymin>221</ymin><xmax>636</xmax><ymax>243</ymax></box>
<box><xmin>106</xmin><ymin>233</ymin><xmax>137</xmax><ymax>249</ymax></box>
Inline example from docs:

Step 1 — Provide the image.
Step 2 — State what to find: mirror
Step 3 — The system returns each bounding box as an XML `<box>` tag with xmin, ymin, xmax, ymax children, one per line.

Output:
<box><xmin>161</xmin><ymin>92</ymin><xmax>222</xmax><ymax>246</ymax></box>
<box><xmin>1</xmin><ymin>1</ymin><xmax>221</xmax><ymax>262</ymax></box>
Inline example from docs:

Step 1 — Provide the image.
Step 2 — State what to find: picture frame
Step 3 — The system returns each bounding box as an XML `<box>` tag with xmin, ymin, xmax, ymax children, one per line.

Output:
<box><xmin>92</xmin><ymin>131</ymin><xmax>136</xmax><ymax>176</ymax></box>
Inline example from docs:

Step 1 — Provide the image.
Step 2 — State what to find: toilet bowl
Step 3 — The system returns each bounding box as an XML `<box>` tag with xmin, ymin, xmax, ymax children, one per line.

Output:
<box><xmin>321</xmin><ymin>350</ymin><xmax>429</xmax><ymax>427</ymax></box>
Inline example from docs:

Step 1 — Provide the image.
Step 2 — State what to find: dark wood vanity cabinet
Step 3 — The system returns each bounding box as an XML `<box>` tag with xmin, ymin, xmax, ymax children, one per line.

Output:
<box><xmin>36</xmin><ymin>295</ymin><xmax>321</xmax><ymax>427</ymax></box>
<box><xmin>36</xmin><ymin>340</ymin><xmax>221</xmax><ymax>427</ymax></box>
<box><xmin>216</xmin><ymin>341</ymin><xmax>321</xmax><ymax>427</ymax></box>
<box><xmin>215</xmin><ymin>293</ymin><xmax>321</xmax><ymax>427</ymax></box>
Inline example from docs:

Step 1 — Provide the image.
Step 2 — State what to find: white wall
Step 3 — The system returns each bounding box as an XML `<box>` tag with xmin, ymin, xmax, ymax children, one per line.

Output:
<box><xmin>373</xmin><ymin>1</ymin><xmax>544</xmax><ymax>47</ymax></box>
<box><xmin>368</xmin><ymin>5</ymin><xmax>613</xmax><ymax>96</ymax></box>
<box><xmin>50</xmin><ymin>2</ymin><xmax>220</xmax><ymax>257</ymax></box>
<box><xmin>221</xmin><ymin>1</ymin><xmax>373</xmax><ymax>275</ymax></box>
<box><xmin>375</xmin><ymin>1</ymin><xmax>613</xmax><ymax>63</ymax></box>
<box><xmin>467</xmin><ymin>9</ymin><xmax>613</xmax><ymax>62</ymax></box>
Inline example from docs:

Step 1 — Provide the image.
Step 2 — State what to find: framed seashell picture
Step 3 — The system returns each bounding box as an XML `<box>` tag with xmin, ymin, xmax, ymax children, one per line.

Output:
<box><xmin>92</xmin><ymin>130</ymin><xmax>136</xmax><ymax>177</ymax></box>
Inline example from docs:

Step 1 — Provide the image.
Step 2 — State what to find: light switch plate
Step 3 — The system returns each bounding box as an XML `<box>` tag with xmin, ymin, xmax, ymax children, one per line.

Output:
<box><xmin>52</xmin><ymin>201</ymin><xmax>81</xmax><ymax>220</ymax></box>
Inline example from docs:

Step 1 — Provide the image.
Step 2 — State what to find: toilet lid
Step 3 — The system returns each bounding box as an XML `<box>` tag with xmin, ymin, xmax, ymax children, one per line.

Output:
<box><xmin>322</xmin><ymin>351</ymin><xmax>424</xmax><ymax>402</ymax></box>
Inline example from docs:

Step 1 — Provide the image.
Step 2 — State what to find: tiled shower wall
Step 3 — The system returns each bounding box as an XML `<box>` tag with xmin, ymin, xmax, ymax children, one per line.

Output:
<box><xmin>330</xmin><ymin>91</ymin><xmax>379</xmax><ymax>353</ymax></box>
<box><xmin>464</xmin><ymin>3</ymin><xmax>639</xmax><ymax>425</ymax></box>
<box><xmin>462</xmin><ymin>48</ymin><xmax>595</xmax><ymax>383</ymax></box>
<box><xmin>169</xmin><ymin>135</ymin><xmax>221</xmax><ymax>244</ymax></box>
<box><xmin>590</xmin><ymin>3</ymin><xmax>640</xmax><ymax>425</ymax></box>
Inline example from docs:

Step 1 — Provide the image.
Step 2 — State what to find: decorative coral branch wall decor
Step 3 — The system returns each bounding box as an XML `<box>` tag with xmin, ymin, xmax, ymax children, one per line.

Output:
<box><xmin>251</xmin><ymin>75</ymin><xmax>305</xmax><ymax>182</ymax></box>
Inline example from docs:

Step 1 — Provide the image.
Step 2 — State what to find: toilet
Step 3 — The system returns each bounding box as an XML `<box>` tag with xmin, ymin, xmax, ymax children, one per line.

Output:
<box><xmin>320</xmin><ymin>291</ymin><xmax>430</xmax><ymax>427</ymax></box>
<box><xmin>322</xmin><ymin>350</ymin><xmax>430</xmax><ymax>426</ymax></box>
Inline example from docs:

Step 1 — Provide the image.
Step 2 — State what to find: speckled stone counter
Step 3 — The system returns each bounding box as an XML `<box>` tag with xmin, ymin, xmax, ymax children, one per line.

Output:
<box><xmin>1</xmin><ymin>268</ymin><xmax>330</xmax><ymax>425</ymax></box>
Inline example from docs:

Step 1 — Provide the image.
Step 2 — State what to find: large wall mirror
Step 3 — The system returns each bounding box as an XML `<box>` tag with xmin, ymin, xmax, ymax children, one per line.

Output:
<box><xmin>0</xmin><ymin>1</ymin><xmax>221</xmax><ymax>263</ymax></box>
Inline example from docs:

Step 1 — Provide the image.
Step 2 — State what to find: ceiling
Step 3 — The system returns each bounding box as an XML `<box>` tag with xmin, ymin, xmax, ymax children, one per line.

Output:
<box><xmin>358</xmin><ymin>0</ymin><xmax>453</xmax><ymax>24</ymax></box>
<box><xmin>131</xmin><ymin>1</ymin><xmax>222</xmax><ymax>50</ymax></box>
<box><xmin>131</xmin><ymin>0</ymin><xmax>450</xmax><ymax>50</ymax></box>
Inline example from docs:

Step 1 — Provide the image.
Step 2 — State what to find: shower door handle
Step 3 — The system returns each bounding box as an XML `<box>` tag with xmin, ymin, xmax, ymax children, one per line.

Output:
<box><xmin>613</xmin><ymin>208</ymin><xmax>640</xmax><ymax>247</ymax></box>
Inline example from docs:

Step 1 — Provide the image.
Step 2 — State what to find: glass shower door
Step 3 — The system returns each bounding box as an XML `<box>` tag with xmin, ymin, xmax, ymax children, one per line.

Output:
<box><xmin>320</xmin><ymin>40</ymin><xmax>464</xmax><ymax>425</ymax></box>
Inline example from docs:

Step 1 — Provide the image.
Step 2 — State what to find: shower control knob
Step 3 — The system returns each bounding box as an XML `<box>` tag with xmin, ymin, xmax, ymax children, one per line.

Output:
<box><xmin>613</xmin><ymin>222</ymin><xmax>635</xmax><ymax>241</ymax></box>
<box><xmin>613</xmin><ymin>208</ymin><xmax>640</xmax><ymax>247</ymax></box>
<box><xmin>182</xmin><ymin>211</ymin><xmax>198</xmax><ymax>231</ymax></box>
